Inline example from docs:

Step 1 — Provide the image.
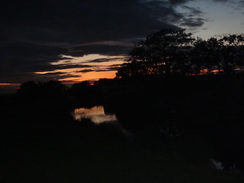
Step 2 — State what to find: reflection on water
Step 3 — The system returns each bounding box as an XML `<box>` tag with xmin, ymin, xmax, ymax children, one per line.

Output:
<box><xmin>73</xmin><ymin>105</ymin><xmax>117</xmax><ymax>124</ymax></box>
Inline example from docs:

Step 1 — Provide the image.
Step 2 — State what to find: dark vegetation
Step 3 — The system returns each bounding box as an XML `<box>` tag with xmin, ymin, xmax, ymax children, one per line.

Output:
<box><xmin>117</xmin><ymin>29</ymin><xmax>244</xmax><ymax>77</ymax></box>
<box><xmin>1</xmin><ymin>29</ymin><xmax>244</xmax><ymax>182</ymax></box>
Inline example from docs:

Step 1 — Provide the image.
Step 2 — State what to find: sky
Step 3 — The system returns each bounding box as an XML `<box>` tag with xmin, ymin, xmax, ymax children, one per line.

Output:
<box><xmin>0</xmin><ymin>0</ymin><xmax>244</xmax><ymax>93</ymax></box>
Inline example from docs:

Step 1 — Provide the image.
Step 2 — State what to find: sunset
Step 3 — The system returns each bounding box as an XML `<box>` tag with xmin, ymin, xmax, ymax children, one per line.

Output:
<box><xmin>1</xmin><ymin>0</ymin><xmax>244</xmax><ymax>93</ymax></box>
<box><xmin>1</xmin><ymin>1</ymin><xmax>244</xmax><ymax>182</ymax></box>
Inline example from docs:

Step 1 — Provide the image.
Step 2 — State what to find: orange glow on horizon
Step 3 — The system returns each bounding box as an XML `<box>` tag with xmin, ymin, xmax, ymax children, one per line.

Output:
<box><xmin>34</xmin><ymin>53</ymin><xmax>125</xmax><ymax>85</ymax></box>
<box><xmin>59</xmin><ymin>70</ymin><xmax>117</xmax><ymax>84</ymax></box>
<box><xmin>0</xmin><ymin>83</ymin><xmax>20</xmax><ymax>86</ymax></box>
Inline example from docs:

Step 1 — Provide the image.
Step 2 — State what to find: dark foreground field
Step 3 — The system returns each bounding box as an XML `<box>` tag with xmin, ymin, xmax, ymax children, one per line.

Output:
<box><xmin>0</xmin><ymin>106</ymin><xmax>244</xmax><ymax>182</ymax></box>
<box><xmin>1</xmin><ymin>75</ymin><xmax>244</xmax><ymax>183</ymax></box>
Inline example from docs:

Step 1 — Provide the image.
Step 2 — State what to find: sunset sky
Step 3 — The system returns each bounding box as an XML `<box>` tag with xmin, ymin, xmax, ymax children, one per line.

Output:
<box><xmin>0</xmin><ymin>0</ymin><xmax>244</xmax><ymax>93</ymax></box>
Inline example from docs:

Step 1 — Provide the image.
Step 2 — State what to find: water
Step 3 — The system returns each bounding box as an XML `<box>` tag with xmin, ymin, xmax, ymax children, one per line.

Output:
<box><xmin>71</xmin><ymin>104</ymin><xmax>244</xmax><ymax>172</ymax></box>
<box><xmin>72</xmin><ymin>105</ymin><xmax>117</xmax><ymax>124</ymax></box>
<box><xmin>72</xmin><ymin>105</ymin><xmax>136</xmax><ymax>141</ymax></box>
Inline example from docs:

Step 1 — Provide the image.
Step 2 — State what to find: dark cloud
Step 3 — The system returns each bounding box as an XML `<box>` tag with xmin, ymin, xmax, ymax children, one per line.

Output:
<box><xmin>169</xmin><ymin>0</ymin><xmax>193</xmax><ymax>5</ymax></box>
<box><xmin>95</xmin><ymin>66</ymin><xmax>121</xmax><ymax>72</ymax></box>
<box><xmin>69</xmin><ymin>45</ymin><xmax>132</xmax><ymax>57</ymax></box>
<box><xmin>0</xmin><ymin>42</ymin><xmax>66</xmax><ymax>62</ymax></box>
<box><xmin>0</xmin><ymin>71</ymin><xmax>49</xmax><ymax>83</ymax></box>
<box><xmin>212</xmin><ymin>0</ymin><xmax>229</xmax><ymax>2</ymax></box>
<box><xmin>181</xmin><ymin>5</ymin><xmax>203</xmax><ymax>15</ymax></box>
<box><xmin>180</xmin><ymin>17</ymin><xmax>205</xmax><ymax>27</ymax></box>
<box><xmin>41</xmin><ymin>72</ymin><xmax>67</xmax><ymax>76</ymax></box>
<box><xmin>0</xmin><ymin>0</ymin><xmax>179</xmax><ymax>44</ymax></box>
<box><xmin>77</xmin><ymin>69</ymin><xmax>94</xmax><ymax>73</ymax></box>
<box><xmin>0</xmin><ymin>0</ymin><xmax>206</xmax><ymax>84</ymax></box>
<box><xmin>49</xmin><ymin>64</ymin><xmax>93</xmax><ymax>71</ymax></box>
<box><xmin>237</xmin><ymin>0</ymin><xmax>244</xmax><ymax>13</ymax></box>
<box><xmin>240</xmin><ymin>0</ymin><xmax>244</xmax><ymax>6</ymax></box>
<box><xmin>177</xmin><ymin>4</ymin><xmax>205</xmax><ymax>30</ymax></box>
<box><xmin>107</xmin><ymin>66</ymin><xmax>121</xmax><ymax>71</ymax></box>
<box><xmin>0</xmin><ymin>42</ymin><xmax>68</xmax><ymax>83</ymax></box>
<box><xmin>85</xmin><ymin>58</ymin><xmax>123</xmax><ymax>63</ymax></box>
<box><xmin>95</xmin><ymin>69</ymin><xmax>113</xmax><ymax>72</ymax></box>
<box><xmin>33</xmin><ymin>73</ymin><xmax>81</xmax><ymax>82</ymax></box>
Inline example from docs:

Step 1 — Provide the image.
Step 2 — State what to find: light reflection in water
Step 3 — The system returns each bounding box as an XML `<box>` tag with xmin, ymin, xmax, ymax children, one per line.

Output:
<box><xmin>73</xmin><ymin>105</ymin><xmax>117</xmax><ymax>124</ymax></box>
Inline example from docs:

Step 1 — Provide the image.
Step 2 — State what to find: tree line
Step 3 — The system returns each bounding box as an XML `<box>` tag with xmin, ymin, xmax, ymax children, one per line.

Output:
<box><xmin>16</xmin><ymin>80</ymin><xmax>105</xmax><ymax>108</ymax></box>
<box><xmin>16</xmin><ymin>29</ymin><xmax>244</xmax><ymax>105</ymax></box>
<box><xmin>116</xmin><ymin>29</ymin><xmax>244</xmax><ymax>78</ymax></box>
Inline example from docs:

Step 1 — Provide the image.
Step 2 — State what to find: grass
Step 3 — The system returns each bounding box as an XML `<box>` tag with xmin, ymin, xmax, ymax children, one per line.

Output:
<box><xmin>1</xmin><ymin>117</ymin><xmax>244</xmax><ymax>183</ymax></box>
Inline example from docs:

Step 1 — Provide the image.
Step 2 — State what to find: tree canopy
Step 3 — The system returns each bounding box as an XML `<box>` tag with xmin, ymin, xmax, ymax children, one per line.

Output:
<box><xmin>116</xmin><ymin>29</ymin><xmax>244</xmax><ymax>78</ymax></box>
<box><xmin>17</xmin><ymin>80</ymin><xmax>67</xmax><ymax>99</ymax></box>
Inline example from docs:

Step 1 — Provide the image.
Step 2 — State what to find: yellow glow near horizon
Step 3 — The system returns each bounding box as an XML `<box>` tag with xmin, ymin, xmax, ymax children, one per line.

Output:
<box><xmin>59</xmin><ymin>70</ymin><xmax>117</xmax><ymax>84</ymax></box>
<box><xmin>0</xmin><ymin>83</ymin><xmax>20</xmax><ymax>86</ymax></box>
<box><xmin>35</xmin><ymin>54</ymin><xmax>125</xmax><ymax>84</ymax></box>
<box><xmin>79</xmin><ymin>70</ymin><xmax>116</xmax><ymax>80</ymax></box>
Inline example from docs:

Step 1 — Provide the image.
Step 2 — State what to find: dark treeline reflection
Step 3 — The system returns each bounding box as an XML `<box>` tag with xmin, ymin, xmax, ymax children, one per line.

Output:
<box><xmin>1</xmin><ymin>75</ymin><xmax>244</xmax><ymax>182</ymax></box>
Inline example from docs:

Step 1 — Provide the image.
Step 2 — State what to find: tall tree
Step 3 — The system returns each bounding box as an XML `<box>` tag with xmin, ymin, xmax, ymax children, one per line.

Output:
<box><xmin>116</xmin><ymin>29</ymin><xmax>194</xmax><ymax>78</ymax></box>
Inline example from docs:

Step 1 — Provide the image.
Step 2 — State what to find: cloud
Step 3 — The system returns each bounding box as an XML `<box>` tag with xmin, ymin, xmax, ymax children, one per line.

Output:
<box><xmin>41</xmin><ymin>72</ymin><xmax>67</xmax><ymax>76</ymax></box>
<box><xmin>0</xmin><ymin>0</ymin><xmax>178</xmax><ymax>44</ymax></box>
<box><xmin>68</xmin><ymin>45</ymin><xmax>132</xmax><ymax>57</ymax></box>
<box><xmin>85</xmin><ymin>58</ymin><xmax>123</xmax><ymax>63</ymax></box>
<box><xmin>77</xmin><ymin>69</ymin><xmax>94</xmax><ymax>73</ymax></box>
<box><xmin>169</xmin><ymin>0</ymin><xmax>193</xmax><ymax>6</ymax></box>
<box><xmin>212</xmin><ymin>0</ymin><xmax>229</xmax><ymax>2</ymax></box>
<box><xmin>109</xmin><ymin>64</ymin><xmax>123</xmax><ymax>67</ymax></box>
<box><xmin>240</xmin><ymin>0</ymin><xmax>244</xmax><ymax>6</ymax></box>
<box><xmin>181</xmin><ymin>5</ymin><xmax>203</xmax><ymax>15</ymax></box>
<box><xmin>175</xmin><ymin>4</ymin><xmax>205</xmax><ymax>29</ymax></box>
<box><xmin>95</xmin><ymin>66</ymin><xmax>121</xmax><ymax>72</ymax></box>
<box><xmin>0</xmin><ymin>0</ymin><xmax>202</xmax><ymax>46</ymax></box>
<box><xmin>0</xmin><ymin>42</ymin><xmax>67</xmax><ymax>72</ymax></box>
<box><xmin>0</xmin><ymin>0</ymin><xmax>206</xmax><ymax>84</ymax></box>
<box><xmin>0</xmin><ymin>41</ymin><xmax>94</xmax><ymax>83</ymax></box>
<box><xmin>180</xmin><ymin>17</ymin><xmax>205</xmax><ymax>27</ymax></box>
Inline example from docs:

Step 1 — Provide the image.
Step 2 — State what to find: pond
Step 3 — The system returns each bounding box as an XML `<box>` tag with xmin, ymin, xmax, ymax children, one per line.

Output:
<box><xmin>72</xmin><ymin>105</ymin><xmax>117</xmax><ymax>124</ymax></box>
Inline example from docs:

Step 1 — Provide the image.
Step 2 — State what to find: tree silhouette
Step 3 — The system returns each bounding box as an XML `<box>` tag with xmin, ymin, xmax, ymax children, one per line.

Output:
<box><xmin>116</xmin><ymin>29</ymin><xmax>244</xmax><ymax>78</ymax></box>
<box><xmin>17</xmin><ymin>80</ymin><xmax>67</xmax><ymax>100</ymax></box>
<box><xmin>116</xmin><ymin>29</ymin><xmax>194</xmax><ymax>78</ymax></box>
<box><xmin>70</xmin><ymin>81</ymin><xmax>103</xmax><ymax>107</ymax></box>
<box><xmin>192</xmin><ymin>35</ymin><xmax>244</xmax><ymax>74</ymax></box>
<box><xmin>192</xmin><ymin>37</ymin><xmax>223</xmax><ymax>74</ymax></box>
<box><xmin>220</xmin><ymin>34</ymin><xmax>244</xmax><ymax>73</ymax></box>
